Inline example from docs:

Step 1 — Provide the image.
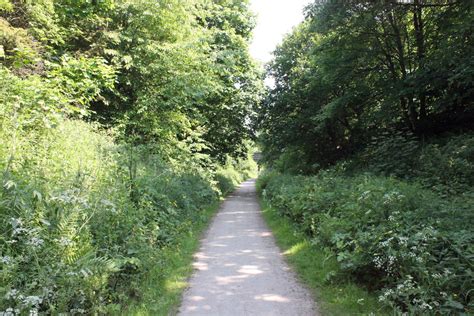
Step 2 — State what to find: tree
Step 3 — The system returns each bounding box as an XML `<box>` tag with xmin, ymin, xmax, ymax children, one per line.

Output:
<box><xmin>259</xmin><ymin>0</ymin><xmax>473</xmax><ymax>172</ymax></box>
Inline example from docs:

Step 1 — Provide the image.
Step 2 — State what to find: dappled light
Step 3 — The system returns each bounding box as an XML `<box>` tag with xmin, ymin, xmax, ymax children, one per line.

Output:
<box><xmin>1</xmin><ymin>0</ymin><xmax>471</xmax><ymax>314</ymax></box>
<box><xmin>179</xmin><ymin>180</ymin><xmax>316</xmax><ymax>315</ymax></box>
<box><xmin>284</xmin><ymin>243</ymin><xmax>306</xmax><ymax>256</ymax></box>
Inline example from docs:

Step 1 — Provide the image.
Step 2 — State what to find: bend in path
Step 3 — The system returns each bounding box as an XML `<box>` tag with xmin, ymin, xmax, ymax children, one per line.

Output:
<box><xmin>178</xmin><ymin>179</ymin><xmax>317</xmax><ymax>316</ymax></box>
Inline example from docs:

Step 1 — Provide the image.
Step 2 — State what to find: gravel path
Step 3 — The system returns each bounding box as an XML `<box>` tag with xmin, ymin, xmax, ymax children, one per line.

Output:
<box><xmin>178</xmin><ymin>179</ymin><xmax>317</xmax><ymax>316</ymax></box>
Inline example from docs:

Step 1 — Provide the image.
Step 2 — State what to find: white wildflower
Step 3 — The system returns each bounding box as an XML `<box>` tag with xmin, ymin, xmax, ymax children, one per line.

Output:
<box><xmin>0</xmin><ymin>307</ymin><xmax>20</xmax><ymax>316</ymax></box>
<box><xmin>27</xmin><ymin>238</ymin><xmax>44</xmax><ymax>248</ymax></box>
<box><xmin>1</xmin><ymin>256</ymin><xmax>12</xmax><ymax>264</ymax></box>
<box><xmin>420</xmin><ymin>302</ymin><xmax>432</xmax><ymax>310</ymax></box>
<box><xmin>23</xmin><ymin>295</ymin><xmax>42</xmax><ymax>306</ymax></box>
<box><xmin>5</xmin><ymin>289</ymin><xmax>18</xmax><ymax>299</ymax></box>
<box><xmin>58</xmin><ymin>237</ymin><xmax>73</xmax><ymax>247</ymax></box>
<box><xmin>28</xmin><ymin>308</ymin><xmax>38</xmax><ymax>316</ymax></box>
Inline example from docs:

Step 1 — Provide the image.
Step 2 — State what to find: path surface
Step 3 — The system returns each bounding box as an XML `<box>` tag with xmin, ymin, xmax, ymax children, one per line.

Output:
<box><xmin>179</xmin><ymin>179</ymin><xmax>317</xmax><ymax>316</ymax></box>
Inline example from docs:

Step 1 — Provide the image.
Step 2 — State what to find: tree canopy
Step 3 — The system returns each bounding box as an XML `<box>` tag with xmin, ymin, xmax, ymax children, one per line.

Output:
<box><xmin>259</xmin><ymin>0</ymin><xmax>473</xmax><ymax>172</ymax></box>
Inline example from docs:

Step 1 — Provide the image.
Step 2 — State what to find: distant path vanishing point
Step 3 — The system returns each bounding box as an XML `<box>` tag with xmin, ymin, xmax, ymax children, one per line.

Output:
<box><xmin>178</xmin><ymin>179</ymin><xmax>317</xmax><ymax>316</ymax></box>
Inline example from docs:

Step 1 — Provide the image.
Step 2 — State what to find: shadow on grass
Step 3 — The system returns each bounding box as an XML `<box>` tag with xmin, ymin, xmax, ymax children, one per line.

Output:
<box><xmin>260</xmin><ymin>200</ymin><xmax>391</xmax><ymax>316</ymax></box>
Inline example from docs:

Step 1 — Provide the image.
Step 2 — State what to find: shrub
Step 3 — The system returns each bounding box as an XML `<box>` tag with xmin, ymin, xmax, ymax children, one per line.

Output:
<box><xmin>0</xmin><ymin>117</ymin><xmax>247</xmax><ymax>314</ymax></box>
<box><xmin>258</xmin><ymin>171</ymin><xmax>474</xmax><ymax>314</ymax></box>
<box><xmin>215</xmin><ymin>151</ymin><xmax>258</xmax><ymax>195</ymax></box>
<box><xmin>353</xmin><ymin>132</ymin><xmax>474</xmax><ymax>195</ymax></box>
<box><xmin>0</xmin><ymin>61</ymin><xmax>255</xmax><ymax>313</ymax></box>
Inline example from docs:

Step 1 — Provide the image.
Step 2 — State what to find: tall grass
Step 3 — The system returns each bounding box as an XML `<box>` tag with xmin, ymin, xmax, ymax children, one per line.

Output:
<box><xmin>0</xmin><ymin>70</ymin><xmax>256</xmax><ymax>313</ymax></box>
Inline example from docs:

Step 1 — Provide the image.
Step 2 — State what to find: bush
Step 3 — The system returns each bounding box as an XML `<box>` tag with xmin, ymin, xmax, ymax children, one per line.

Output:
<box><xmin>415</xmin><ymin>134</ymin><xmax>474</xmax><ymax>194</ymax></box>
<box><xmin>354</xmin><ymin>132</ymin><xmax>474</xmax><ymax>195</ymax></box>
<box><xmin>215</xmin><ymin>151</ymin><xmax>258</xmax><ymax>195</ymax></box>
<box><xmin>0</xmin><ymin>118</ymin><xmax>218</xmax><ymax>314</ymax></box>
<box><xmin>0</xmin><ymin>113</ymin><xmax>251</xmax><ymax>314</ymax></box>
<box><xmin>258</xmin><ymin>171</ymin><xmax>473</xmax><ymax>314</ymax></box>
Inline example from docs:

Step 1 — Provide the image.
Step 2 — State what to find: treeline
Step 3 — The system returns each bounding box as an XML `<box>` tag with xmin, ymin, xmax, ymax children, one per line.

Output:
<box><xmin>258</xmin><ymin>1</ymin><xmax>473</xmax><ymax>314</ymax></box>
<box><xmin>0</xmin><ymin>0</ymin><xmax>261</xmax><ymax>314</ymax></box>
<box><xmin>260</xmin><ymin>0</ymin><xmax>473</xmax><ymax>171</ymax></box>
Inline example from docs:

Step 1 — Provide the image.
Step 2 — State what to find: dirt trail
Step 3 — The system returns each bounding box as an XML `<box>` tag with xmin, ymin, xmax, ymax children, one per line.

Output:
<box><xmin>178</xmin><ymin>179</ymin><xmax>317</xmax><ymax>316</ymax></box>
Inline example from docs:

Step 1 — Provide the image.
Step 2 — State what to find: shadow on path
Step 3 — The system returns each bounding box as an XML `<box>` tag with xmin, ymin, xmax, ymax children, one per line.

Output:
<box><xmin>178</xmin><ymin>179</ymin><xmax>317</xmax><ymax>316</ymax></box>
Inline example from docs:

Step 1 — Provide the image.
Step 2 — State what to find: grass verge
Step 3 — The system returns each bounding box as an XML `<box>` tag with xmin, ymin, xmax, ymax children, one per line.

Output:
<box><xmin>125</xmin><ymin>201</ymin><xmax>221</xmax><ymax>316</ymax></box>
<box><xmin>259</xmin><ymin>199</ymin><xmax>389</xmax><ymax>315</ymax></box>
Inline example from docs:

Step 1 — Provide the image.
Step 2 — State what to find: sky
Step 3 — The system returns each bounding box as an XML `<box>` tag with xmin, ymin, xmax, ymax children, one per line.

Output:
<box><xmin>249</xmin><ymin>0</ymin><xmax>312</xmax><ymax>64</ymax></box>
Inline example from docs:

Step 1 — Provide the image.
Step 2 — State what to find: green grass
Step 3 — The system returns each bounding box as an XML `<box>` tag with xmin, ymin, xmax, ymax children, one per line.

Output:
<box><xmin>125</xmin><ymin>201</ymin><xmax>221</xmax><ymax>316</ymax></box>
<box><xmin>259</xmin><ymin>200</ymin><xmax>390</xmax><ymax>316</ymax></box>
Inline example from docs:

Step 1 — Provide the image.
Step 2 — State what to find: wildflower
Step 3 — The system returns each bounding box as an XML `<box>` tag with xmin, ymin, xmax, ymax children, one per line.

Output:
<box><xmin>23</xmin><ymin>295</ymin><xmax>42</xmax><ymax>306</ymax></box>
<box><xmin>58</xmin><ymin>237</ymin><xmax>73</xmax><ymax>247</ymax></box>
<box><xmin>420</xmin><ymin>302</ymin><xmax>432</xmax><ymax>310</ymax></box>
<box><xmin>1</xmin><ymin>256</ymin><xmax>12</xmax><ymax>264</ymax></box>
<box><xmin>5</xmin><ymin>289</ymin><xmax>18</xmax><ymax>299</ymax></box>
<box><xmin>0</xmin><ymin>307</ymin><xmax>20</xmax><ymax>316</ymax></box>
<box><xmin>9</xmin><ymin>218</ymin><xmax>22</xmax><ymax>229</ymax></box>
<box><xmin>28</xmin><ymin>308</ymin><xmax>38</xmax><ymax>316</ymax></box>
<box><xmin>398</xmin><ymin>236</ymin><xmax>408</xmax><ymax>245</ymax></box>
<box><xmin>27</xmin><ymin>238</ymin><xmax>44</xmax><ymax>248</ymax></box>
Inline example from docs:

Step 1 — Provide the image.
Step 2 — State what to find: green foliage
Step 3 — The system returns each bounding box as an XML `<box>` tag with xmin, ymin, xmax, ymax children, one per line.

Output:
<box><xmin>260</xmin><ymin>200</ymin><xmax>386</xmax><ymax>315</ymax></box>
<box><xmin>0</xmin><ymin>1</ymin><xmax>12</xmax><ymax>12</ymax></box>
<box><xmin>258</xmin><ymin>171</ymin><xmax>473</xmax><ymax>314</ymax></box>
<box><xmin>259</xmin><ymin>1</ymin><xmax>474</xmax><ymax>172</ymax></box>
<box><xmin>0</xmin><ymin>110</ymin><xmax>253</xmax><ymax>313</ymax></box>
<box><xmin>0</xmin><ymin>0</ymin><xmax>261</xmax><ymax>314</ymax></box>
<box><xmin>47</xmin><ymin>55</ymin><xmax>115</xmax><ymax>112</ymax></box>
<box><xmin>215</xmin><ymin>149</ymin><xmax>258</xmax><ymax>195</ymax></box>
<box><xmin>346</xmin><ymin>132</ymin><xmax>474</xmax><ymax>195</ymax></box>
<box><xmin>257</xmin><ymin>6</ymin><xmax>473</xmax><ymax>313</ymax></box>
<box><xmin>0</xmin><ymin>18</ymin><xmax>39</xmax><ymax>69</ymax></box>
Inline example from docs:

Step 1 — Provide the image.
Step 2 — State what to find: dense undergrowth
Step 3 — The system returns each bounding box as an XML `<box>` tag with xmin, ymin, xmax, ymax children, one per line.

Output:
<box><xmin>259</xmin><ymin>200</ymin><xmax>385</xmax><ymax>315</ymax></box>
<box><xmin>0</xmin><ymin>113</ymin><xmax>256</xmax><ymax>314</ymax></box>
<box><xmin>258</xmin><ymin>1</ymin><xmax>473</xmax><ymax>314</ymax></box>
<box><xmin>0</xmin><ymin>0</ymin><xmax>260</xmax><ymax>314</ymax></box>
<box><xmin>258</xmin><ymin>135</ymin><xmax>474</xmax><ymax>314</ymax></box>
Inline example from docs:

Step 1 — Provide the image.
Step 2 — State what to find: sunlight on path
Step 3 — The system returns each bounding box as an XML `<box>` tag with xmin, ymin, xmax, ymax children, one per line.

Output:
<box><xmin>178</xmin><ymin>180</ymin><xmax>317</xmax><ymax>316</ymax></box>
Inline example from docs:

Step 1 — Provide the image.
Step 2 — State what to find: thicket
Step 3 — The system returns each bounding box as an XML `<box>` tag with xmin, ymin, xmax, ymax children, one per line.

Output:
<box><xmin>259</xmin><ymin>1</ymin><xmax>473</xmax><ymax>171</ymax></box>
<box><xmin>258</xmin><ymin>171</ymin><xmax>473</xmax><ymax>314</ymax></box>
<box><xmin>258</xmin><ymin>0</ymin><xmax>473</xmax><ymax>314</ymax></box>
<box><xmin>1</xmin><ymin>0</ymin><xmax>260</xmax><ymax>314</ymax></box>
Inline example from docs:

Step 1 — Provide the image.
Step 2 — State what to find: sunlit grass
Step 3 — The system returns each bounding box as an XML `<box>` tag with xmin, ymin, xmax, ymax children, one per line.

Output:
<box><xmin>126</xmin><ymin>202</ymin><xmax>221</xmax><ymax>316</ymax></box>
<box><xmin>260</xmin><ymin>200</ymin><xmax>390</xmax><ymax>316</ymax></box>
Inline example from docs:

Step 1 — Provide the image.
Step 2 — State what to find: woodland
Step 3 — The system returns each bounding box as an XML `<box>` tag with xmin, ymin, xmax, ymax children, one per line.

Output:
<box><xmin>1</xmin><ymin>0</ymin><xmax>261</xmax><ymax>314</ymax></box>
<box><xmin>258</xmin><ymin>0</ymin><xmax>473</xmax><ymax>314</ymax></box>
<box><xmin>1</xmin><ymin>0</ymin><xmax>473</xmax><ymax>314</ymax></box>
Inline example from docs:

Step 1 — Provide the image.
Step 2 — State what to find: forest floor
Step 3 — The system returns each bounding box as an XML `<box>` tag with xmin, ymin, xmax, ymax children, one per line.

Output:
<box><xmin>178</xmin><ymin>179</ymin><xmax>317</xmax><ymax>316</ymax></box>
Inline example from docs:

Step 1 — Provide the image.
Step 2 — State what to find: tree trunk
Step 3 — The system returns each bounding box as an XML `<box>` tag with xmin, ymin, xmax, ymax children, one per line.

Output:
<box><xmin>413</xmin><ymin>0</ymin><xmax>427</xmax><ymax>121</ymax></box>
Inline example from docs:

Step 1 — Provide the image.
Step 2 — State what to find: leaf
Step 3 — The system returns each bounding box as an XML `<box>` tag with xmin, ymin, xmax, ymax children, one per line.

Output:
<box><xmin>33</xmin><ymin>190</ymin><xmax>42</xmax><ymax>201</ymax></box>
<box><xmin>3</xmin><ymin>180</ymin><xmax>16</xmax><ymax>190</ymax></box>
<box><xmin>444</xmin><ymin>300</ymin><xmax>465</xmax><ymax>310</ymax></box>
<box><xmin>40</xmin><ymin>218</ymin><xmax>51</xmax><ymax>226</ymax></box>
